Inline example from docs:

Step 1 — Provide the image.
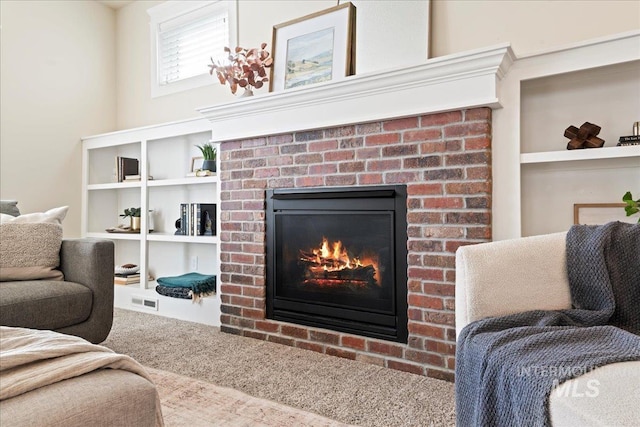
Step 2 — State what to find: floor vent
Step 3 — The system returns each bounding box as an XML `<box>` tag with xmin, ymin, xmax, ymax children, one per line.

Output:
<box><xmin>131</xmin><ymin>295</ymin><xmax>158</xmax><ymax>311</ymax></box>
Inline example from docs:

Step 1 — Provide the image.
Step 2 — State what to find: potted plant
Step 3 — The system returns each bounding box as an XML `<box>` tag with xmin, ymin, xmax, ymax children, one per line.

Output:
<box><xmin>121</xmin><ymin>207</ymin><xmax>141</xmax><ymax>231</ymax></box>
<box><xmin>623</xmin><ymin>191</ymin><xmax>639</xmax><ymax>223</ymax></box>
<box><xmin>208</xmin><ymin>43</ymin><xmax>273</xmax><ymax>96</ymax></box>
<box><xmin>196</xmin><ymin>143</ymin><xmax>217</xmax><ymax>172</ymax></box>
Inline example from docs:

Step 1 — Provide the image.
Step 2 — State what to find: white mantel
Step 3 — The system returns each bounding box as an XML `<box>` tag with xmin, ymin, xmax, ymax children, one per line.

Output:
<box><xmin>197</xmin><ymin>44</ymin><xmax>515</xmax><ymax>141</ymax></box>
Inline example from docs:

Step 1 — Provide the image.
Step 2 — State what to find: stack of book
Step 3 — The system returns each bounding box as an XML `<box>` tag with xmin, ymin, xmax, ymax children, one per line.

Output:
<box><xmin>124</xmin><ymin>174</ymin><xmax>153</xmax><ymax>182</ymax></box>
<box><xmin>617</xmin><ymin>135</ymin><xmax>640</xmax><ymax>146</ymax></box>
<box><xmin>178</xmin><ymin>203</ymin><xmax>216</xmax><ymax>236</ymax></box>
<box><xmin>115</xmin><ymin>157</ymin><xmax>139</xmax><ymax>182</ymax></box>
<box><xmin>114</xmin><ymin>273</ymin><xmax>141</xmax><ymax>286</ymax></box>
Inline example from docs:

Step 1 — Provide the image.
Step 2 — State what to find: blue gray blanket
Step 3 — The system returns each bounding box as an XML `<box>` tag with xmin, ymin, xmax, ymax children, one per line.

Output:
<box><xmin>455</xmin><ymin>222</ymin><xmax>640</xmax><ymax>427</ymax></box>
<box><xmin>156</xmin><ymin>272</ymin><xmax>216</xmax><ymax>301</ymax></box>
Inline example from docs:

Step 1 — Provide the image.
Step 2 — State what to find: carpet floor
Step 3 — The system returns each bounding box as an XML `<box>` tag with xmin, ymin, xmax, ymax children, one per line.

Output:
<box><xmin>102</xmin><ymin>309</ymin><xmax>456</xmax><ymax>427</ymax></box>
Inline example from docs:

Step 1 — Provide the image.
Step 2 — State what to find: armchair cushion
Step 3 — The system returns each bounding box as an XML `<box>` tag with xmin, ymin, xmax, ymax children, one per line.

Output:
<box><xmin>0</xmin><ymin>280</ymin><xmax>92</xmax><ymax>330</ymax></box>
<box><xmin>0</xmin><ymin>206</ymin><xmax>68</xmax><ymax>281</ymax></box>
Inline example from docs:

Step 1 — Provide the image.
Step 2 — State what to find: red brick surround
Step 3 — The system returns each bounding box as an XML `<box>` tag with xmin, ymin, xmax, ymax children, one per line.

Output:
<box><xmin>218</xmin><ymin>107</ymin><xmax>492</xmax><ymax>381</ymax></box>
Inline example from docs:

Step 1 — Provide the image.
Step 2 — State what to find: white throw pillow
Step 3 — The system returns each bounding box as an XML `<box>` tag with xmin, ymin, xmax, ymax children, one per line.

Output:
<box><xmin>0</xmin><ymin>206</ymin><xmax>68</xmax><ymax>225</ymax></box>
<box><xmin>0</xmin><ymin>206</ymin><xmax>69</xmax><ymax>281</ymax></box>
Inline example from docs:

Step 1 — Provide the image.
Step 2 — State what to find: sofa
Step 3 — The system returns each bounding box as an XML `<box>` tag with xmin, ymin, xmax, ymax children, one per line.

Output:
<box><xmin>0</xmin><ymin>202</ymin><xmax>162</xmax><ymax>426</ymax></box>
<box><xmin>455</xmin><ymin>230</ymin><xmax>640</xmax><ymax>426</ymax></box>
<box><xmin>0</xmin><ymin>201</ymin><xmax>115</xmax><ymax>344</ymax></box>
<box><xmin>0</xmin><ymin>326</ymin><xmax>162</xmax><ymax>427</ymax></box>
<box><xmin>0</xmin><ymin>238</ymin><xmax>115</xmax><ymax>343</ymax></box>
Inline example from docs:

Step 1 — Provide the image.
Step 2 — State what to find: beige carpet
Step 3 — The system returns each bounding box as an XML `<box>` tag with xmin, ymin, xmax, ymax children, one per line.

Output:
<box><xmin>148</xmin><ymin>367</ymin><xmax>354</xmax><ymax>427</ymax></box>
<box><xmin>103</xmin><ymin>308</ymin><xmax>456</xmax><ymax>426</ymax></box>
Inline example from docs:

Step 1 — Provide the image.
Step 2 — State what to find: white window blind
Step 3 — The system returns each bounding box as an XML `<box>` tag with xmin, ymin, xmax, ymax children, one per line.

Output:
<box><xmin>158</xmin><ymin>8</ymin><xmax>229</xmax><ymax>85</ymax></box>
<box><xmin>148</xmin><ymin>1</ymin><xmax>237</xmax><ymax>98</ymax></box>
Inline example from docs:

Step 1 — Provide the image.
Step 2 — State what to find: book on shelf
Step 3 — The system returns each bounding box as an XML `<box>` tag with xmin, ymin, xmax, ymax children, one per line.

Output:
<box><xmin>114</xmin><ymin>273</ymin><xmax>154</xmax><ymax>286</ymax></box>
<box><xmin>617</xmin><ymin>135</ymin><xmax>640</xmax><ymax>146</ymax></box>
<box><xmin>178</xmin><ymin>203</ymin><xmax>217</xmax><ymax>236</ymax></box>
<box><xmin>124</xmin><ymin>174</ymin><xmax>153</xmax><ymax>181</ymax></box>
<box><xmin>114</xmin><ymin>273</ymin><xmax>141</xmax><ymax>285</ymax></box>
<box><xmin>179</xmin><ymin>203</ymin><xmax>189</xmax><ymax>235</ymax></box>
<box><xmin>116</xmin><ymin>157</ymin><xmax>139</xmax><ymax>182</ymax></box>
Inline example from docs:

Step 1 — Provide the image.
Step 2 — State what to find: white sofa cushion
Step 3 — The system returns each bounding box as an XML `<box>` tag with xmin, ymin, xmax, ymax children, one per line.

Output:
<box><xmin>549</xmin><ymin>360</ymin><xmax>640</xmax><ymax>426</ymax></box>
<box><xmin>455</xmin><ymin>232</ymin><xmax>572</xmax><ymax>337</ymax></box>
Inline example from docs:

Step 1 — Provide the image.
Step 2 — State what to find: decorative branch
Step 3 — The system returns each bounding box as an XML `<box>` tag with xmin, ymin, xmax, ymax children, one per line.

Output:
<box><xmin>209</xmin><ymin>43</ymin><xmax>273</xmax><ymax>95</ymax></box>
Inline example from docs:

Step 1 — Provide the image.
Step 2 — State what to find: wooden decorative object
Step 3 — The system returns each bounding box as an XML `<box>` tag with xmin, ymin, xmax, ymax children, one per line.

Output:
<box><xmin>564</xmin><ymin>122</ymin><xmax>605</xmax><ymax>149</ymax></box>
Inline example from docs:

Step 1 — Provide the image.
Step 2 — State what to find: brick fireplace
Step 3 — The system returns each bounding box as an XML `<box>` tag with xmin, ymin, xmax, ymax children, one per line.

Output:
<box><xmin>199</xmin><ymin>44</ymin><xmax>511</xmax><ymax>380</ymax></box>
<box><xmin>217</xmin><ymin>108</ymin><xmax>491</xmax><ymax>381</ymax></box>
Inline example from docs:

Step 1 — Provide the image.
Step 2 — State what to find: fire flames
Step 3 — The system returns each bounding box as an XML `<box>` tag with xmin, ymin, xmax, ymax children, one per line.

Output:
<box><xmin>313</xmin><ymin>238</ymin><xmax>363</xmax><ymax>271</ymax></box>
<box><xmin>299</xmin><ymin>237</ymin><xmax>379</xmax><ymax>288</ymax></box>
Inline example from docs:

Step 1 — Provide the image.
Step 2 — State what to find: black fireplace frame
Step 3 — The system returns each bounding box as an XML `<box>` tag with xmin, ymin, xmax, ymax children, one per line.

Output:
<box><xmin>266</xmin><ymin>185</ymin><xmax>408</xmax><ymax>343</ymax></box>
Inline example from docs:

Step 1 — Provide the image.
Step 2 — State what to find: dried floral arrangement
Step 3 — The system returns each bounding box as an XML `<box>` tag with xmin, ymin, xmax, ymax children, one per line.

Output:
<box><xmin>209</xmin><ymin>43</ymin><xmax>273</xmax><ymax>95</ymax></box>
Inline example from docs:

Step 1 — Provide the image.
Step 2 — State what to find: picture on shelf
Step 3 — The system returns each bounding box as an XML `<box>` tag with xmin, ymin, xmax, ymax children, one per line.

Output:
<box><xmin>284</xmin><ymin>27</ymin><xmax>335</xmax><ymax>89</ymax></box>
<box><xmin>573</xmin><ymin>203</ymin><xmax>635</xmax><ymax>225</ymax></box>
<box><xmin>191</xmin><ymin>157</ymin><xmax>204</xmax><ymax>172</ymax></box>
<box><xmin>188</xmin><ymin>156</ymin><xmax>215</xmax><ymax>177</ymax></box>
<box><xmin>270</xmin><ymin>2</ymin><xmax>356</xmax><ymax>92</ymax></box>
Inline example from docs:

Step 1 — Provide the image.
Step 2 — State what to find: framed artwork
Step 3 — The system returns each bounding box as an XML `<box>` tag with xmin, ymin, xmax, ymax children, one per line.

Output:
<box><xmin>270</xmin><ymin>2</ymin><xmax>356</xmax><ymax>92</ymax></box>
<box><xmin>191</xmin><ymin>157</ymin><xmax>204</xmax><ymax>172</ymax></box>
<box><xmin>573</xmin><ymin>203</ymin><xmax>635</xmax><ymax>225</ymax></box>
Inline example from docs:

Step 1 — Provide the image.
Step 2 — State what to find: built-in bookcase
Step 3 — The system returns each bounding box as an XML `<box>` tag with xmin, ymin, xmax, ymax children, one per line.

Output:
<box><xmin>492</xmin><ymin>31</ymin><xmax>640</xmax><ymax>240</ymax></box>
<box><xmin>81</xmin><ymin>118</ymin><xmax>221</xmax><ymax>325</ymax></box>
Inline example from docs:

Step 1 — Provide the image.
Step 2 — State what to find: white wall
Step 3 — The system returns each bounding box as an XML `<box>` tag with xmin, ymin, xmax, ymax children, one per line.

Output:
<box><xmin>115</xmin><ymin>0</ymin><xmax>638</xmax><ymax>130</ymax></box>
<box><xmin>1</xmin><ymin>0</ymin><xmax>637</xmax><ymax>236</ymax></box>
<box><xmin>116</xmin><ymin>0</ymin><xmax>430</xmax><ymax>129</ymax></box>
<box><xmin>0</xmin><ymin>0</ymin><xmax>116</xmax><ymax>237</ymax></box>
<box><xmin>431</xmin><ymin>0</ymin><xmax>639</xmax><ymax>57</ymax></box>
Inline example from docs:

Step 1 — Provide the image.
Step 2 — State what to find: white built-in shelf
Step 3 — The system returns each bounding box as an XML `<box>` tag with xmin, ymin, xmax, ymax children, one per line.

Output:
<box><xmin>147</xmin><ymin>233</ymin><xmax>218</xmax><ymax>244</ymax></box>
<box><xmin>86</xmin><ymin>232</ymin><xmax>218</xmax><ymax>244</ymax></box>
<box><xmin>520</xmin><ymin>145</ymin><xmax>640</xmax><ymax>164</ymax></box>
<box><xmin>490</xmin><ymin>31</ymin><xmax>640</xmax><ymax>240</ymax></box>
<box><xmin>88</xmin><ymin>181</ymin><xmax>142</xmax><ymax>191</ymax></box>
<box><xmin>82</xmin><ymin>117</ymin><xmax>221</xmax><ymax>326</ymax></box>
<box><xmin>87</xmin><ymin>232</ymin><xmax>141</xmax><ymax>241</ymax></box>
<box><xmin>148</xmin><ymin>176</ymin><xmax>218</xmax><ymax>187</ymax></box>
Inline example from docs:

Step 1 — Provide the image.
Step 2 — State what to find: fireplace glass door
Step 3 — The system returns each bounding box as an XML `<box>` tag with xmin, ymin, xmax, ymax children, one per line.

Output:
<box><xmin>266</xmin><ymin>186</ymin><xmax>408</xmax><ymax>342</ymax></box>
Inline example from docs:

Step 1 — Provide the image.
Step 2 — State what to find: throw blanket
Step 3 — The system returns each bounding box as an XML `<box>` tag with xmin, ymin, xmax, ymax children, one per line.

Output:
<box><xmin>156</xmin><ymin>272</ymin><xmax>216</xmax><ymax>301</ymax></box>
<box><xmin>0</xmin><ymin>326</ymin><xmax>164</xmax><ymax>427</ymax></box>
<box><xmin>456</xmin><ymin>222</ymin><xmax>640</xmax><ymax>427</ymax></box>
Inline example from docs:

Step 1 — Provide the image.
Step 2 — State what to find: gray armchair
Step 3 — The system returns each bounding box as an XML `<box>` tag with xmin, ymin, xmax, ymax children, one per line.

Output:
<box><xmin>0</xmin><ymin>238</ymin><xmax>114</xmax><ymax>343</ymax></box>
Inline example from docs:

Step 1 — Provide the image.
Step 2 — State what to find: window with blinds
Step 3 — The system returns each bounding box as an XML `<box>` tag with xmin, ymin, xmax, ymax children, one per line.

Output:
<box><xmin>148</xmin><ymin>1</ymin><xmax>237</xmax><ymax>98</ymax></box>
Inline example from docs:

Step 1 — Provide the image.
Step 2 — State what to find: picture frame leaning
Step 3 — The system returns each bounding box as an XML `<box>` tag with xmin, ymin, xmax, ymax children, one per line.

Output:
<box><xmin>573</xmin><ymin>203</ymin><xmax>635</xmax><ymax>225</ymax></box>
<box><xmin>270</xmin><ymin>2</ymin><xmax>356</xmax><ymax>92</ymax></box>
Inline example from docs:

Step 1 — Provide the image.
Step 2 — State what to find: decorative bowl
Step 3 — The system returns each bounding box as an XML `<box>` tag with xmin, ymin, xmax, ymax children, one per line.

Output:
<box><xmin>115</xmin><ymin>264</ymin><xmax>139</xmax><ymax>275</ymax></box>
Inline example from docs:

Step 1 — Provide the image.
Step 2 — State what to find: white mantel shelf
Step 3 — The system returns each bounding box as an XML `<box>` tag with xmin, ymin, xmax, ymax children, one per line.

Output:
<box><xmin>197</xmin><ymin>44</ymin><xmax>515</xmax><ymax>141</ymax></box>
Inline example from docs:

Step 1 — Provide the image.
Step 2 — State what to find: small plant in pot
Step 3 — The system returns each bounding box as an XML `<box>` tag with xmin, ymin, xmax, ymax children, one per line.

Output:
<box><xmin>623</xmin><ymin>191</ymin><xmax>639</xmax><ymax>223</ymax></box>
<box><xmin>120</xmin><ymin>207</ymin><xmax>141</xmax><ymax>231</ymax></box>
<box><xmin>196</xmin><ymin>143</ymin><xmax>217</xmax><ymax>172</ymax></box>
